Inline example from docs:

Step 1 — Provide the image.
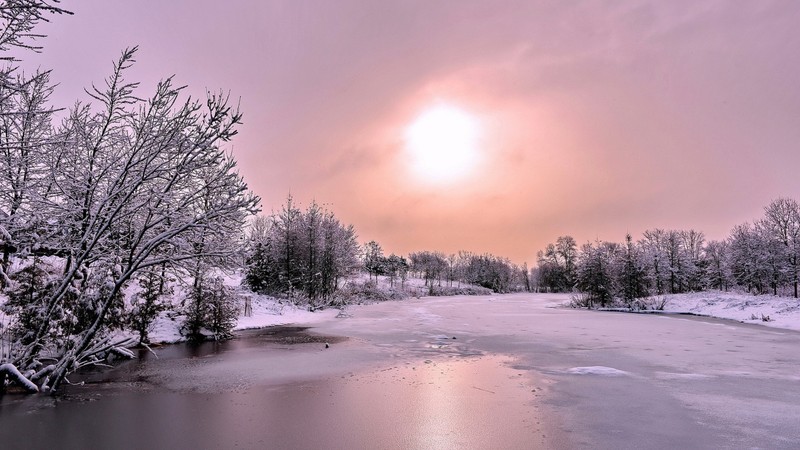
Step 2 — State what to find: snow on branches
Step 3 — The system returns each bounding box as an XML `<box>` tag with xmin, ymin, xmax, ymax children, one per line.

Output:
<box><xmin>1</xmin><ymin>13</ymin><xmax>259</xmax><ymax>391</ymax></box>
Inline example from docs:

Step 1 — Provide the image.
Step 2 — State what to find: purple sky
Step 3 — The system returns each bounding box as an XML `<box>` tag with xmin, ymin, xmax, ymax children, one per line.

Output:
<box><xmin>19</xmin><ymin>1</ymin><xmax>800</xmax><ymax>264</ymax></box>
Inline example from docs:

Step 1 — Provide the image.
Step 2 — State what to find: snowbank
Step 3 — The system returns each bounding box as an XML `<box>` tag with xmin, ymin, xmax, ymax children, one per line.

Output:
<box><xmin>232</xmin><ymin>294</ymin><xmax>340</xmax><ymax>332</ymax></box>
<box><xmin>657</xmin><ymin>291</ymin><xmax>800</xmax><ymax>332</ymax></box>
<box><xmin>585</xmin><ymin>291</ymin><xmax>800</xmax><ymax>332</ymax></box>
<box><xmin>145</xmin><ymin>291</ymin><xmax>340</xmax><ymax>345</ymax></box>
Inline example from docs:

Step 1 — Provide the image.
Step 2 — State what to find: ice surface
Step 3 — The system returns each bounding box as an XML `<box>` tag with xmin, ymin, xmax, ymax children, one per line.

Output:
<box><xmin>3</xmin><ymin>292</ymin><xmax>800</xmax><ymax>449</ymax></box>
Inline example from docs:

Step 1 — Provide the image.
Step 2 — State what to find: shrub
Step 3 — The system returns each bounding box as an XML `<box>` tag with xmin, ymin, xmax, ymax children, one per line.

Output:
<box><xmin>568</xmin><ymin>293</ymin><xmax>592</xmax><ymax>308</ymax></box>
<box><xmin>632</xmin><ymin>296</ymin><xmax>668</xmax><ymax>311</ymax></box>
<box><xmin>182</xmin><ymin>276</ymin><xmax>240</xmax><ymax>341</ymax></box>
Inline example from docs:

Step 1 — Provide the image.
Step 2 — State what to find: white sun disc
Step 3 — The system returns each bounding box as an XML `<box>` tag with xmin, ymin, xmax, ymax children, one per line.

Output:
<box><xmin>405</xmin><ymin>104</ymin><xmax>481</xmax><ymax>183</ymax></box>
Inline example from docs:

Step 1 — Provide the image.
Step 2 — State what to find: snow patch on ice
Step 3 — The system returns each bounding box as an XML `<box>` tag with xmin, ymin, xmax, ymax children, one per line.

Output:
<box><xmin>411</xmin><ymin>307</ymin><xmax>442</xmax><ymax>324</ymax></box>
<box><xmin>566</xmin><ymin>366</ymin><xmax>629</xmax><ymax>376</ymax></box>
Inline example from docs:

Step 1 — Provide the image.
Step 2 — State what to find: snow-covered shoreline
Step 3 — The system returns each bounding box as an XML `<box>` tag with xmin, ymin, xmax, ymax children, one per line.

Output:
<box><xmin>6</xmin><ymin>289</ymin><xmax>800</xmax><ymax>350</ymax></box>
<box><xmin>593</xmin><ymin>291</ymin><xmax>800</xmax><ymax>332</ymax></box>
<box><xmin>144</xmin><ymin>292</ymin><xmax>342</xmax><ymax>344</ymax></box>
<box><xmin>153</xmin><ymin>290</ymin><xmax>800</xmax><ymax>345</ymax></box>
<box><xmin>149</xmin><ymin>289</ymin><xmax>800</xmax><ymax>345</ymax></box>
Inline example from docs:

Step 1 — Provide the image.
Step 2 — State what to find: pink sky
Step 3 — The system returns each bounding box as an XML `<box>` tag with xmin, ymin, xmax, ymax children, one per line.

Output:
<box><xmin>19</xmin><ymin>1</ymin><xmax>800</xmax><ymax>264</ymax></box>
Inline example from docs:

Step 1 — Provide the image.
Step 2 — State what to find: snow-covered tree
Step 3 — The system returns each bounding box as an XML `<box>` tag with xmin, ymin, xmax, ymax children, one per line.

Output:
<box><xmin>576</xmin><ymin>241</ymin><xmax>617</xmax><ymax>307</ymax></box>
<box><xmin>704</xmin><ymin>240</ymin><xmax>731</xmax><ymax>291</ymax></box>
<box><xmin>619</xmin><ymin>233</ymin><xmax>648</xmax><ymax>305</ymax></box>
<box><xmin>640</xmin><ymin>229</ymin><xmax>668</xmax><ymax>295</ymax></box>
<box><xmin>384</xmin><ymin>253</ymin><xmax>409</xmax><ymax>288</ymax></box>
<box><xmin>728</xmin><ymin>223</ymin><xmax>768</xmax><ymax>294</ymax></box>
<box><xmin>2</xmin><ymin>47</ymin><xmax>258</xmax><ymax>391</ymax></box>
<box><xmin>319</xmin><ymin>212</ymin><xmax>359</xmax><ymax>300</ymax></box>
<box><xmin>534</xmin><ymin>235</ymin><xmax>577</xmax><ymax>292</ymax></box>
<box><xmin>0</xmin><ymin>1</ymin><xmax>68</xmax><ymax>288</ymax></box>
<box><xmin>127</xmin><ymin>265</ymin><xmax>172</xmax><ymax>345</ymax></box>
<box><xmin>243</xmin><ymin>197</ymin><xmax>359</xmax><ymax>305</ymax></box>
<box><xmin>461</xmin><ymin>252</ymin><xmax>524</xmax><ymax>293</ymax></box>
<box><xmin>363</xmin><ymin>240</ymin><xmax>384</xmax><ymax>282</ymax></box>
<box><xmin>0</xmin><ymin>1</ymin><xmax>70</xmax><ymax>59</ymax></box>
<box><xmin>183</xmin><ymin>275</ymin><xmax>238</xmax><ymax>341</ymax></box>
<box><xmin>273</xmin><ymin>195</ymin><xmax>303</xmax><ymax>296</ymax></box>
<box><xmin>410</xmin><ymin>250</ymin><xmax>448</xmax><ymax>286</ymax></box>
<box><xmin>761</xmin><ymin>198</ymin><xmax>800</xmax><ymax>298</ymax></box>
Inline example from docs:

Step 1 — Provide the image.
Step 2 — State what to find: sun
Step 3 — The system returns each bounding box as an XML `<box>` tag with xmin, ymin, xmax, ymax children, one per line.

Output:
<box><xmin>404</xmin><ymin>104</ymin><xmax>482</xmax><ymax>183</ymax></box>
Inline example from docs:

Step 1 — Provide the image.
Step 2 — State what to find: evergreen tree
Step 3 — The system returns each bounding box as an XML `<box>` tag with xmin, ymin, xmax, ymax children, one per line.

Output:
<box><xmin>619</xmin><ymin>234</ymin><xmax>648</xmax><ymax>306</ymax></box>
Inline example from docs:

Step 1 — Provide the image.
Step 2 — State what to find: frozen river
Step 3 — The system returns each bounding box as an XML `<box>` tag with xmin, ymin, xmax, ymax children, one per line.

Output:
<box><xmin>2</xmin><ymin>293</ymin><xmax>800</xmax><ymax>449</ymax></box>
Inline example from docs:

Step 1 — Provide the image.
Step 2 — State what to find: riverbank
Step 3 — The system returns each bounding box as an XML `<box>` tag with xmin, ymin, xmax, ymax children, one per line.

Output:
<box><xmin>590</xmin><ymin>291</ymin><xmax>800</xmax><ymax>332</ymax></box>
<box><xmin>142</xmin><ymin>293</ymin><xmax>342</xmax><ymax>344</ymax></box>
<box><xmin>150</xmin><ymin>289</ymin><xmax>800</xmax><ymax>346</ymax></box>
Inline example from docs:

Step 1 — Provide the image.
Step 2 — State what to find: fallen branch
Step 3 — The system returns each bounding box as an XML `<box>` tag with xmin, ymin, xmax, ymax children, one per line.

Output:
<box><xmin>0</xmin><ymin>363</ymin><xmax>39</xmax><ymax>393</ymax></box>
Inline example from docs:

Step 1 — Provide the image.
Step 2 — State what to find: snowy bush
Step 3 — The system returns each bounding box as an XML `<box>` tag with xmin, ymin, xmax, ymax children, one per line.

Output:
<box><xmin>568</xmin><ymin>293</ymin><xmax>592</xmax><ymax>308</ymax></box>
<box><xmin>629</xmin><ymin>296</ymin><xmax>668</xmax><ymax>311</ymax></box>
<box><xmin>427</xmin><ymin>285</ymin><xmax>493</xmax><ymax>296</ymax></box>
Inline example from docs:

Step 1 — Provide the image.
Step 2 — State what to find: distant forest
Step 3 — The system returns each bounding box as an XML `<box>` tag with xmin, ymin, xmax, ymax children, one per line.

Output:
<box><xmin>243</xmin><ymin>195</ymin><xmax>531</xmax><ymax>307</ymax></box>
<box><xmin>532</xmin><ymin>198</ymin><xmax>800</xmax><ymax>306</ymax></box>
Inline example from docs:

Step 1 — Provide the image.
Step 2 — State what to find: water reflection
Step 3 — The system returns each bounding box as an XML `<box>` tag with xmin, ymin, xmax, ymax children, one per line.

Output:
<box><xmin>0</xmin><ymin>354</ymin><xmax>546</xmax><ymax>450</ymax></box>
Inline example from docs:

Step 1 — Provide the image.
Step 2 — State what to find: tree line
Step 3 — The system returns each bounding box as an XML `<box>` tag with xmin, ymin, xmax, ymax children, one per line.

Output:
<box><xmin>533</xmin><ymin>198</ymin><xmax>800</xmax><ymax>306</ymax></box>
<box><xmin>368</xmin><ymin>245</ymin><xmax>529</xmax><ymax>294</ymax></box>
<box><xmin>244</xmin><ymin>198</ymin><xmax>532</xmax><ymax>301</ymax></box>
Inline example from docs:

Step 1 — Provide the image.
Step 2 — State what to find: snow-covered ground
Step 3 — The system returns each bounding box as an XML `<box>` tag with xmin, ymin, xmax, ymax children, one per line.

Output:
<box><xmin>652</xmin><ymin>291</ymin><xmax>800</xmax><ymax>332</ymax></box>
<box><xmin>144</xmin><ymin>288</ymin><xmax>341</xmax><ymax>344</ymax></box>
<box><xmin>0</xmin><ymin>273</ymin><xmax>340</xmax><ymax>346</ymax></box>
<box><xmin>0</xmin><ymin>270</ymin><xmax>476</xmax><ymax>347</ymax></box>
<box><xmin>143</xmin><ymin>272</ymin><xmax>494</xmax><ymax>344</ymax></box>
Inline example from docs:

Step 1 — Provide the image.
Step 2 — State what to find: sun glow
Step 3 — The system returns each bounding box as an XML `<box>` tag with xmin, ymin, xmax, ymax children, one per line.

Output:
<box><xmin>404</xmin><ymin>104</ymin><xmax>482</xmax><ymax>183</ymax></box>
